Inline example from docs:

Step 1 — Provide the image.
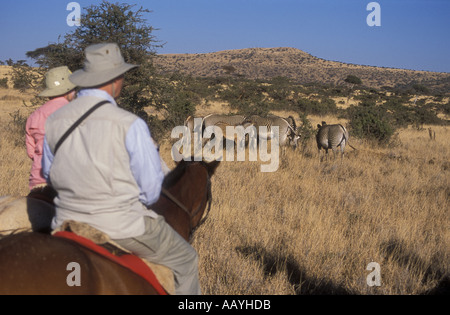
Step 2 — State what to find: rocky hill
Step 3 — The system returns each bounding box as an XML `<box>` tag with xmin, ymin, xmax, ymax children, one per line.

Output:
<box><xmin>155</xmin><ymin>47</ymin><xmax>449</xmax><ymax>93</ymax></box>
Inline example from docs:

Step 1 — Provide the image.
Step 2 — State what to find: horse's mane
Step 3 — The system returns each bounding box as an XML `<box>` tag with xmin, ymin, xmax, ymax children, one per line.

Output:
<box><xmin>162</xmin><ymin>160</ymin><xmax>189</xmax><ymax>188</ymax></box>
<box><xmin>162</xmin><ymin>159</ymin><xmax>220</xmax><ymax>189</ymax></box>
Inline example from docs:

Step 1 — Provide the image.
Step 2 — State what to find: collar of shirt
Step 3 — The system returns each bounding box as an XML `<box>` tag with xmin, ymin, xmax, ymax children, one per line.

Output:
<box><xmin>77</xmin><ymin>88</ymin><xmax>117</xmax><ymax>106</ymax></box>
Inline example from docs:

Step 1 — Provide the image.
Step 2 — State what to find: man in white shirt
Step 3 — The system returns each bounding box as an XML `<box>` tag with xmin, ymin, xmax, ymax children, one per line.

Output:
<box><xmin>43</xmin><ymin>43</ymin><xmax>200</xmax><ymax>295</ymax></box>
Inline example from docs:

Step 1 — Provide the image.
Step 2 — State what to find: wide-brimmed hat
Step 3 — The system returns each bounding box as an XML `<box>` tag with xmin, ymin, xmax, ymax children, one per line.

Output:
<box><xmin>38</xmin><ymin>66</ymin><xmax>77</xmax><ymax>97</ymax></box>
<box><xmin>69</xmin><ymin>43</ymin><xmax>138</xmax><ymax>88</ymax></box>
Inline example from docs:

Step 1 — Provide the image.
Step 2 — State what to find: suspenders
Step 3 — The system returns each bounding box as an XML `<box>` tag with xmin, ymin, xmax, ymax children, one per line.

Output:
<box><xmin>53</xmin><ymin>100</ymin><xmax>110</xmax><ymax>155</ymax></box>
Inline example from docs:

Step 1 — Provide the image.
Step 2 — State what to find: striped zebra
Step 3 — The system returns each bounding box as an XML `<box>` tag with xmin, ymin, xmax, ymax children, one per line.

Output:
<box><xmin>184</xmin><ymin>115</ymin><xmax>196</xmax><ymax>134</ymax></box>
<box><xmin>202</xmin><ymin>114</ymin><xmax>246</xmax><ymax>130</ymax></box>
<box><xmin>202</xmin><ymin>114</ymin><xmax>248</xmax><ymax>149</ymax></box>
<box><xmin>316</xmin><ymin>121</ymin><xmax>355</xmax><ymax>161</ymax></box>
<box><xmin>184</xmin><ymin>114</ymin><xmax>246</xmax><ymax>134</ymax></box>
<box><xmin>185</xmin><ymin>114</ymin><xmax>249</xmax><ymax>147</ymax></box>
<box><xmin>243</xmin><ymin>115</ymin><xmax>300</xmax><ymax>149</ymax></box>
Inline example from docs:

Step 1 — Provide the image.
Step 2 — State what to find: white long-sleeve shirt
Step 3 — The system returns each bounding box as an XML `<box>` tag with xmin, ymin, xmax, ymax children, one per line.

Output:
<box><xmin>42</xmin><ymin>89</ymin><xmax>164</xmax><ymax>238</ymax></box>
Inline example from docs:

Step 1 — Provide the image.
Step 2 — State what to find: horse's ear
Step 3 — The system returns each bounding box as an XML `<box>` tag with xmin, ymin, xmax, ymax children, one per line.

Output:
<box><xmin>206</xmin><ymin>160</ymin><xmax>221</xmax><ymax>176</ymax></box>
<box><xmin>317</xmin><ymin>124</ymin><xmax>322</xmax><ymax>129</ymax></box>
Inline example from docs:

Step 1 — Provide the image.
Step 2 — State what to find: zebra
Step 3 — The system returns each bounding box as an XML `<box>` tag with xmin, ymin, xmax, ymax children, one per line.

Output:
<box><xmin>184</xmin><ymin>115</ymin><xmax>196</xmax><ymax>134</ymax></box>
<box><xmin>203</xmin><ymin>114</ymin><xmax>249</xmax><ymax>149</ymax></box>
<box><xmin>316</xmin><ymin>121</ymin><xmax>355</xmax><ymax>161</ymax></box>
<box><xmin>185</xmin><ymin>113</ymin><xmax>247</xmax><ymax>135</ymax></box>
<box><xmin>185</xmin><ymin>114</ymin><xmax>249</xmax><ymax>148</ymax></box>
<box><xmin>202</xmin><ymin>114</ymin><xmax>246</xmax><ymax>130</ymax></box>
<box><xmin>243</xmin><ymin>114</ymin><xmax>300</xmax><ymax>150</ymax></box>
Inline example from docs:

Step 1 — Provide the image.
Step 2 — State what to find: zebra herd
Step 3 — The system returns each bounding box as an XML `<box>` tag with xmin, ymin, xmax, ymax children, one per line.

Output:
<box><xmin>185</xmin><ymin>113</ymin><xmax>300</xmax><ymax>150</ymax></box>
<box><xmin>184</xmin><ymin>114</ymin><xmax>355</xmax><ymax>161</ymax></box>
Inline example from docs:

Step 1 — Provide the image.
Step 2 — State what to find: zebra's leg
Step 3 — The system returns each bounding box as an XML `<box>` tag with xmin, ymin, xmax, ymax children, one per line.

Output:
<box><xmin>340</xmin><ymin>142</ymin><xmax>346</xmax><ymax>162</ymax></box>
<box><xmin>331</xmin><ymin>146</ymin><xmax>338</xmax><ymax>161</ymax></box>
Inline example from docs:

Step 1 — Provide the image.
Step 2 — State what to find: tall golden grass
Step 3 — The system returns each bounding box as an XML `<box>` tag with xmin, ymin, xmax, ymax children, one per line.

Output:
<box><xmin>0</xmin><ymin>84</ymin><xmax>448</xmax><ymax>294</ymax></box>
<box><xmin>161</xmin><ymin>123</ymin><xmax>449</xmax><ymax>295</ymax></box>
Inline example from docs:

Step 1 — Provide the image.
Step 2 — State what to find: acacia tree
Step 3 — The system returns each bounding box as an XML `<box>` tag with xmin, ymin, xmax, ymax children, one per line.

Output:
<box><xmin>26</xmin><ymin>1</ymin><xmax>167</xmax><ymax>124</ymax></box>
<box><xmin>344</xmin><ymin>74</ymin><xmax>362</xmax><ymax>86</ymax></box>
<box><xmin>344</xmin><ymin>74</ymin><xmax>363</xmax><ymax>104</ymax></box>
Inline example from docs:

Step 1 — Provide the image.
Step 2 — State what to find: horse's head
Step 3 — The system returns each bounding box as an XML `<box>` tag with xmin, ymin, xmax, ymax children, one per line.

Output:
<box><xmin>153</xmin><ymin>158</ymin><xmax>220</xmax><ymax>241</ymax></box>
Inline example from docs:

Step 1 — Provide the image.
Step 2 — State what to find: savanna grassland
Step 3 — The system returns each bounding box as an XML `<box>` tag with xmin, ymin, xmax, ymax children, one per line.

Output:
<box><xmin>159</xmin><ymin>121</ymin><xmax>449</xmax><ymax>295</ymax></box>
<box><xmin>0</xmin><ymin>63</ymin><xmax>449</xmax><ymax>295</ymax></box>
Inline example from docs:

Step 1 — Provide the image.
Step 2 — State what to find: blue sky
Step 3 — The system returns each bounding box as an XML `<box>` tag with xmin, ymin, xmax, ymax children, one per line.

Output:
<box><xmin>0</xmin><ymin>0</ymin><xmax>449</xmax><ymax>73</ymax></box>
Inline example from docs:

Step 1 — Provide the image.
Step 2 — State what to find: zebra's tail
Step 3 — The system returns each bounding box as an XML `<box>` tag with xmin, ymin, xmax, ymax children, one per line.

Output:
<box><xmin>338</xmin><ymin>124</ymin><xmax>357</xmax><ymax>150</ymax></box>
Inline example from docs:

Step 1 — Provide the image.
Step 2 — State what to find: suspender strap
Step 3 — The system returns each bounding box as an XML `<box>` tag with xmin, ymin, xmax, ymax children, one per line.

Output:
<box><xmin>53</xmin><ymin>100</ymin><xmax>110</xmax><ymax>155</ymax></box>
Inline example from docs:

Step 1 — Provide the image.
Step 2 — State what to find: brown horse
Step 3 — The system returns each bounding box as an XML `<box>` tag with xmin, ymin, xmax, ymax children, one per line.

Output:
<box><xmin>0</xmin><ymin>159</ymin><xmax>220</xmax><ymax>295</ymax></box>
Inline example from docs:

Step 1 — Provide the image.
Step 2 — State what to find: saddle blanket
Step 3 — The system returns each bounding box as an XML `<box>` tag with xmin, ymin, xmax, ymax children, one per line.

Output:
<box><xmin>53</xmin><ymin>221</ymin><xmax>174</xmax><ymax>295</ymax></box>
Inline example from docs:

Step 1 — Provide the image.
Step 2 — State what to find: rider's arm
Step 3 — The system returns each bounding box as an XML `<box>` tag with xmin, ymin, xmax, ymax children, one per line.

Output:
<box><xmin>125</xmin><ymin>118</ymin><xmax>164</xmax><ymax>206</ymax></box>
<box><xmin>42</xmin><ymin>136</ymin><xmax>54</xmax><ymax>183</ymax></box>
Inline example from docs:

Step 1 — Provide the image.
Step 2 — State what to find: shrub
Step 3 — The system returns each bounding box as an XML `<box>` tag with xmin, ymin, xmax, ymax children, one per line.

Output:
<box><xmin>346</xmin><ymin>103</ymin><xmax>395</xmax><ymax>143</ymax></box>
<box><xmin>0</xmin><ymin>78</ymin><xmax>8</xmax><ymax>88</ymax></box>
<box><xmin>7</xmin><ymin>109</ymin><xmax>28</xmax><ymax>147</ymax></box>
<box><xmin>295</xmin><ymin>112</ymin><xmax>315</xmax><ymax>152</ymax></box>
<box><xmin>344</xmin><ymin>75</ymin><xmax>362</xmax><ymax>86</ymax></box>
<box><xmin>5</xmin><ymin>59</ymin><xmax>43</xmax><ymax>91</ymax></box>
<box><xmin>441</xmin><ymin>100</ymin><xmax>450</xmax><ymax>116</ymax></box>
<box><xmin>295</xmin><ymin>96</ymin><xmax>338</xmax><ymax>116</ymax></box>
<box><xmin>218</xmin><ymin>80</ymin><xmax>268</xmax><ymax>116</ymax></box>
<box><xmin>164</xmin><ymin>90</ymin><xmax>196</xmax><ymax>128</ymax></box>
<box><xmin>413</xmin><ymin>106</ymin><xmax>443</xmax><ymax>128</ymax></box>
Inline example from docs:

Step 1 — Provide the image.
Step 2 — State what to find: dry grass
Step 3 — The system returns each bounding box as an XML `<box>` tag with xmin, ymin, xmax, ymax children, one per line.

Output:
<box><xmin>0</xmin><ymin>81</ymin><xmax>448</xmax><ymax>294</ymax></box>
<box><xmin>0</xmin><ymin>116</ymin><xmax>30</xmax><ymax>196</ymax></box>
<box><xmin>160</xmin><ymin>124</ymin><xmax>449</xmax><ymax>295</ymax></box>
<box><xmin>0</xmin><ymin>84</ymin><xmax>35</xmax><ymax>197</ymax></box>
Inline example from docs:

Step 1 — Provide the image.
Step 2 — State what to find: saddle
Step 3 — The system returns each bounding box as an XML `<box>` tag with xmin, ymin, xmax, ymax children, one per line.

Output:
<box><xmin>52</xmin><ymin>220</ymin><xmax>175</xmax><ymax>295</ymax></box>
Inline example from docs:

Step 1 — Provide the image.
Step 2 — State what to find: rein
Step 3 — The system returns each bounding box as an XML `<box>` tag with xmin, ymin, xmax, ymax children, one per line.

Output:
<box><xmin>160</xmin><ymin>171</ymin><xmax>212</xmax><ymax>241</ymax></box>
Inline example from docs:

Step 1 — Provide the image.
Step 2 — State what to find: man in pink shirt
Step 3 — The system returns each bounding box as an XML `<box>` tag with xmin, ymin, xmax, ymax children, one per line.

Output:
<box><xmin>26</xmin><ymin>66</ymin><xmax>76</xmax><ymax>202</ymax></box>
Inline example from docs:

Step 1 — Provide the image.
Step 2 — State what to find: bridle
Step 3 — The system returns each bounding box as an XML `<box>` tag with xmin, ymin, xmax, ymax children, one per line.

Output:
<box><xmin>160</xmin><ymin>168</ymin><xmax>212</xmax><ymax>242</ymax></box>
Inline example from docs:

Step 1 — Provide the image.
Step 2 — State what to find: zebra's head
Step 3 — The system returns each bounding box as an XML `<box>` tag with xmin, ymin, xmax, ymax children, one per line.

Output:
<box><xmin>288</xmin><ymin>127</ymin><xmax>301</xmax><ymax>148</ymax></box>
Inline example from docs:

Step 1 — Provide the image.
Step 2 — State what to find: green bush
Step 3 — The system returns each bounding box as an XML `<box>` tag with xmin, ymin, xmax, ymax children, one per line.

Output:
<box><xmin>295</xmin><ymin>96</ymin><xmax>337</xmax><ymax>116</ymax></box>
<box><xmin>8</xmin><ymin>109</ymin><xmax>28</xmax><ymax>147</ymax></box>
<box><xmin>295</xmin><ymin>112</ymin><xmax>315</xmax><ymax>152</ymax></box>
<box><xmin>218</xmin><ymin>80</ymin><xmax>268</xmax><ymax>116</ymax></box>
<box><xmin>441</xmin><ymin>100</ymin><xmax>450</xmax><ymax>116</ymax></box>
<box><xmin>5</xmin><ymin>59</ymin><xmax>43</xmax><ymax>91</ymax></box>
<box><xmin>0</xmin><ymin>78</ymin><xmax>8</xmax><ymax>88</ymax></box>
<box><xmin>346</xmin><ymin>103</ymin><xmax>394</xmax><ymax>143</ymax></box>
<box><xmin>164</xmin><ymin>91</ymin><xmax>196</xmax><ymax>127</ymax></box>
<box><xmin>344</xmin><ymin>75</ymin><xmax>362</xmax><ymax>86</ymax></box>
<box><xmin>413</xmin><ymin>106</ymin><xmax>443</xmax><ymax>128</ymax></box>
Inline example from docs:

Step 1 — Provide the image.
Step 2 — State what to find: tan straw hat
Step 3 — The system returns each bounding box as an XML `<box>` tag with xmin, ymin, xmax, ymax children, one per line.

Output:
<box><xmin>69</xmin><ymin>43</ymin><xmax>138</xmax><ymax>87</ymax></box>
<box><xmin>38</xmin><ymin>66</ymin><xmax>77</xmax><ymax>97</ymax></box>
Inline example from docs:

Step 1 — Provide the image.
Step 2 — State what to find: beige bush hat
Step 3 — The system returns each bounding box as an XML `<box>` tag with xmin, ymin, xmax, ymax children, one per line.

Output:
<box><xmin>69</xmin><ymin>43</ymin><xmax>138</xmax><ymax>87</ymax></box>
<box><xmin>39</xmin><ymin>66</ymin><xmax>77</xmax><ymax>97</ymax></box>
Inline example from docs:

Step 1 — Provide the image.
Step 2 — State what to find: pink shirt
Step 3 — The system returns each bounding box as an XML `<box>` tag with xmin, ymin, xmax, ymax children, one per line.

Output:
<box><xmin>26</xmin><ymin>96</ymin><xmax>69</xmax><ymax>190</ymax></box>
